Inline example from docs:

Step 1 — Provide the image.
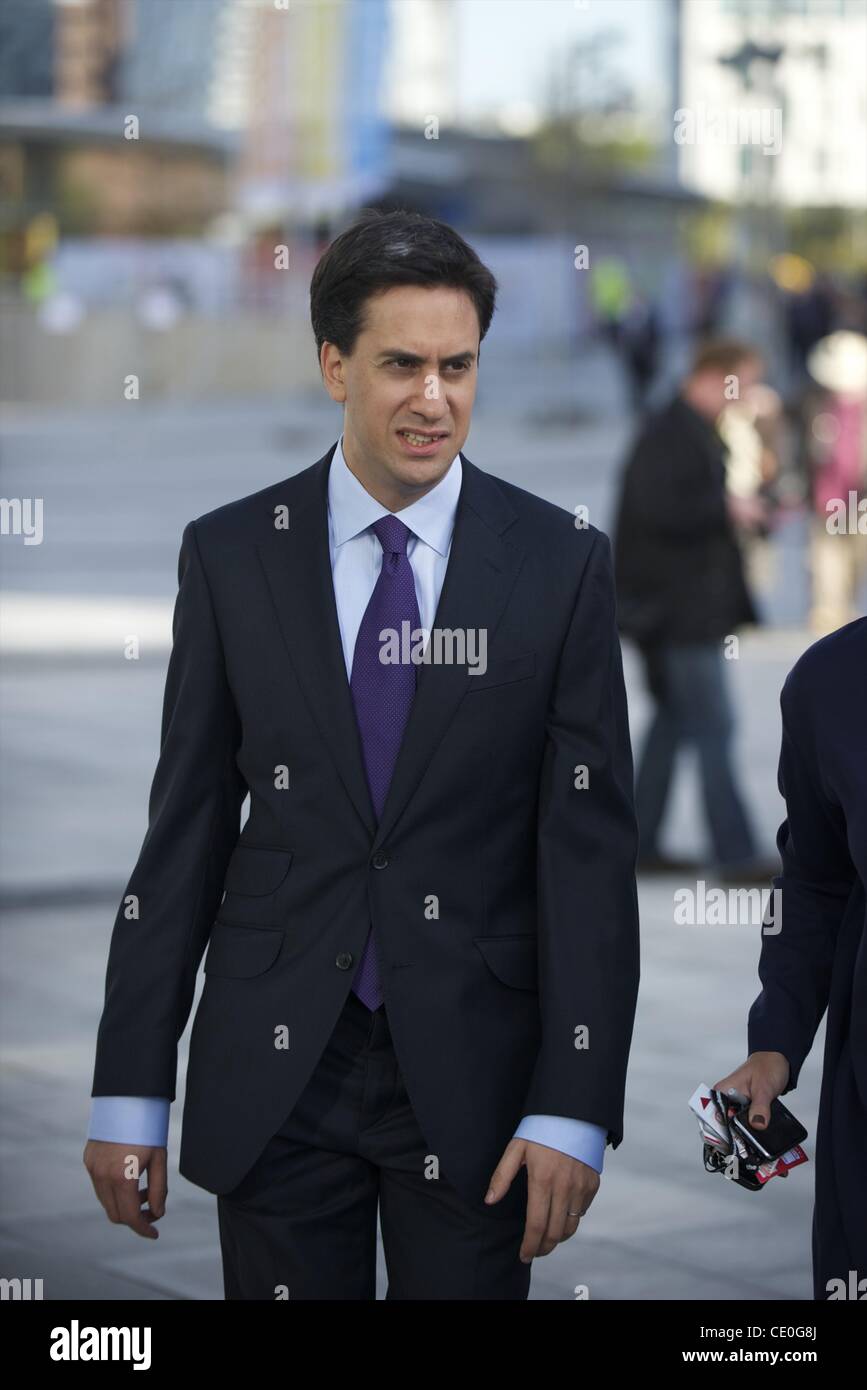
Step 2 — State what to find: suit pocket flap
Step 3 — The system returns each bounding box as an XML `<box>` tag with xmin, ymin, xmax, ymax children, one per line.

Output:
<box><xmin>465</xmin><ymin>652</ymin><xmax>535</xmax><ymax>692</ymax></box>
<box><xmin>204</xmin><ymin>921</ymin><xmax>284</xmax><ymax>978</ymax></box>
<box><xmin>223</xmin><ymin>844</ymin><xmax>293</xmax><ymax>895</ymax></box>
<box><xmin>472</xmin><ymin>934</ymin><xmax>538</xmax><ymax>990</ymax></box>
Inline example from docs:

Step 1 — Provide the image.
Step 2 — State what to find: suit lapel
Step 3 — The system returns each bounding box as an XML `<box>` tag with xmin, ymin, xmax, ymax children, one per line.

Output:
<box><xmin>256</xmin><ymin>445</ymin><xmax>525</xmax><ymax>846</ymax></box>
<box><xmin>371</xmin><ymin>455</ymin><xmax>525</xmax><ymax>850</ymax></box>
<box><xmin>256</xmin><ymin>443</ymin><xmax>377</xmax><ymax>837</ymax></box>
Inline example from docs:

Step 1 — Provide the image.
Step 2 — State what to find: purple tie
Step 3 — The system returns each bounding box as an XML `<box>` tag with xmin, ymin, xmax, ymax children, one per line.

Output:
<box><xmin>349</xmin><ymin>514</ymin><xmax>422</xmax><ymax>1010</ymax></box>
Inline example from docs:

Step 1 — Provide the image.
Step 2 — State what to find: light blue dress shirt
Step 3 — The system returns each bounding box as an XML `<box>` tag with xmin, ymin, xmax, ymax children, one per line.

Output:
<box><xmin>89</xmin><ymin>436</ymin><xmax>606</xmax><ymax>1175</ymax></box>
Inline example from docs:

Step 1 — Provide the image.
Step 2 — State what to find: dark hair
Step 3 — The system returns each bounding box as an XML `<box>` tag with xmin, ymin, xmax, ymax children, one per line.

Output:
<box><xmin>690</xmin><ymin>336</ymin><xmax>762</xmax><ymax>375</ymax></box>
<box><xmin>309</xmin><ymin>208</ymin><xmax>497</xmax><ymax>365</ymax></box>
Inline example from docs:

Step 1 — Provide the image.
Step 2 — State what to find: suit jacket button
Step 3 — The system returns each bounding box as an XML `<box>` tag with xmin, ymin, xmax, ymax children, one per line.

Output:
<box><xmin>371</xmin><ymin>851</ymin><xmax>389</xmax><ymax>869</ymax></box>
<box><xmin>336</xmin><ymin>952</ymin><xmax>353</xmax><ymax>970</ymax></box>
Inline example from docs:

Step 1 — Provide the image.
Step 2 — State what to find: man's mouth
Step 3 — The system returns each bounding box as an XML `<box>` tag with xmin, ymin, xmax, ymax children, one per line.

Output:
<box><xmin>397</xmin><ymin>429</ymin><xmax>448</xmax><ymax>446</ymax></box>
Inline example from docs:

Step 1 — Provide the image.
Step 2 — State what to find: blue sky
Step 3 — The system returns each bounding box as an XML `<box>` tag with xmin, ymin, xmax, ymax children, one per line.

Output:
<box><xmin>454</xmin><ymin>0</ymin><xmax>672</xmax><ymax>123</ymax></box>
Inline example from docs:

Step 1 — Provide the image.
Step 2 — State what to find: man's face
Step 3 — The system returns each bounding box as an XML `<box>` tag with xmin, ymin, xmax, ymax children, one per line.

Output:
<box><xmin>728</xmin><ymin>355</ymin><xmax>763</xmax><ymax>403</ymax></box>
<box><xmin>320</xmin><ymin>283</ymin><xmax>480</xmax><ymax>509</ymax></box>
<box><xmin>687</xmin><ymin>356</ymin><xmax>763</xmax><ymax>419</ymax></box>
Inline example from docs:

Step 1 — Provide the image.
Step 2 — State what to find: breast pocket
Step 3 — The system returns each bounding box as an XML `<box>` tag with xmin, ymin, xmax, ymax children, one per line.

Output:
<box><xmin>464</xmin><ymin>651</ymin><xmax>535</xmax><ymax>693</ymax></box>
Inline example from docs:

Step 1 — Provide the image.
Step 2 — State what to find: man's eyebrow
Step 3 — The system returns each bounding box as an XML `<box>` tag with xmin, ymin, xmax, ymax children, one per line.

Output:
<box><xmin>376</xmin><ymin>349</ymin><xmax>477</xmax><ymax>365</ymax></box>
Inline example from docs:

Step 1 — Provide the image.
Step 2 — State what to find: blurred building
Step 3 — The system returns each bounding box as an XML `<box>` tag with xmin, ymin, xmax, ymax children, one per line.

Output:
<box><xmin>119</xmin><ymin>0</ymin><xmax>221</xmax><ymax>122</ymax></box>
<box><xmin>0</xmin><ymin>102</ymin><xmax>233</xmax><ymax>252</ymax></box>
<box><xmin>0</xmin><ymin>0</ymin><xmax>394</xmax><ymax>254</ymax></box>
<box><xmin>677</xmin><ymin>0</ymin><xmax>867</xmax><ymax>208</ymax></box>
<box><xmin>383</xmin><ymin>0</ymin><xmax>459</xmax><ymax>129</ymax></box>
<box><xmin>0</xmin><ymin>0</ymin><xmax>392</xmax><ymax>403</ymax></box>
<box><xmin>0</xmin><ymin>0</ymin><xmax>236</xmax><ymax>259</ymax></box>
<box><xmin>236</xmin><ymin>0</ymin><xmax>392</xmax><ymax>226</ymax></box>
<box><xmin>0</xmin><ymin>0</ymin><xmax>55</xmax><ymax>99</ymax></box>
<box><xmin>54</xmin><ymin>0</ymin><xmax>125</xmax><ymax>108</ymax></box>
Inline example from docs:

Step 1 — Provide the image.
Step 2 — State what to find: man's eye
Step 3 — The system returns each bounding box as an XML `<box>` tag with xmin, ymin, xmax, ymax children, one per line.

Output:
<box><xmin>388</xmin><ymin>360</ymin><xmax>469</xmax><ymax>371</ymax></box>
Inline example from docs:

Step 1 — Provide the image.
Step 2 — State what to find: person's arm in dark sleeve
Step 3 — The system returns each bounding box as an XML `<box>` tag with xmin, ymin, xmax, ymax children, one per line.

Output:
<box><xmin>522</xmin><ymin>529</ymin><xmax>641</xmax><ymax>1150</ymax></box>
<box><xmin>748</xmin><ymin>670</ymin><xmax>856</xmax><ymax>1091</ymax></box>
<box><xmin>91</xmin><ymin>518</ymin><xmax>248</xmax><ymax>1103</ymax></box>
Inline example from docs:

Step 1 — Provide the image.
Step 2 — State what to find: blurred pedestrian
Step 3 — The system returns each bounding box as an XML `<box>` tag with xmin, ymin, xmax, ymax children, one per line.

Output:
<box><xmin>691</xmin><ymin>263</ymin><xmax>732</xmax><ymax>338</ymax></box>
<box><xmin>797</xmin><ymin>330</ymin><xmax>867</xmax><ymax>636</ymax></box>
<box><xmin>618</xmin><ymin>293</ymin><xmax>661</xmax><ymax>416</ymax></box>
<box><xmin>613</xmin><ymin>338</ymin><xmax>779</xmax><ymax>883</ymax></box>
<box><xmin>589</xmin><ymin>254</ymin><xmax>632</xmax><ymax>354</ymax></box>
<box><xmin>717</xmin><ymin>380</ymin><xmax>784</xmax><ymax>596</ymax></box>
<box><xmin>784</xmin><ymin>271</ymin><xmax>836</xmax><ymax>389</ymax></box>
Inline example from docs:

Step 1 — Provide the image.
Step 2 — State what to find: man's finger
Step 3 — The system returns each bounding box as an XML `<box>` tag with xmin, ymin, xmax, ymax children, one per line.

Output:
<box><xmin>519</xmin><ymin>1176</ymin><xmax>551</xmax><ymax>1263</ymax></box>
<box><xmin>115</xmin><ymin>1178</ymin><xmax>160</xmax><ymax>1239</ymax></box>
<box><xmin>484</xmin><ymin>1140</ymin><xmax>524</xmax><ymax>1204</ymax></box>
<box><xmin>92</xmin><ymin>1176</ymin><xmax>121</xmax><ymax>1226</ymax></box>
<box><xmin>711</xmin><ymin>1071</ymin><xmax>748</xmax><ymax>1096</ymax></box>
<box><xmin>144</xmin><ymin>1148</ymin><xmax>168</xmax><ymax>1219</ymax></box>
<box><xmin>543</xmin><ymin>1186</ymin><xmax>580</xmax><ymax>1253</ymax></box>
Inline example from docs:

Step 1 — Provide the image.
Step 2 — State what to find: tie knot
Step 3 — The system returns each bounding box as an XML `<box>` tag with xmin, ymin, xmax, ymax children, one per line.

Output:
<box><xmin>372</xmin><ymin>514</ymin><xmax>412</xmax><ymax>556</ymax></box>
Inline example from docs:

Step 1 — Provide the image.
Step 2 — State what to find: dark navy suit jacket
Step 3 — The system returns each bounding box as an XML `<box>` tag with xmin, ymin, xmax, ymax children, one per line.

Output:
<box><xmin>91</xmin><ymin>445</ymin><xmax>641</xmax><ymax>1214</ymax></box>
<box><xmin>749</xmin><ymin>615</ymin><xmax>867</xmax><ymax>1299</ymax></box>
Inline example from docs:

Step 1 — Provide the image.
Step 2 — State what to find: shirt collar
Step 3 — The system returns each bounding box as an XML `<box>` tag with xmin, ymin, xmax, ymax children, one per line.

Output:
<box><xmin>328</xmin><ymin>433</ymin><xmax>462</xmax><ymax>557</ymax></box>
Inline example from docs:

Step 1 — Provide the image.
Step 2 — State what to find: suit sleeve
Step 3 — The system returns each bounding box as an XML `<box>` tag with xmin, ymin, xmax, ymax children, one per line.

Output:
<box><xmin>747</xmin><ymin>671</ymin><xmax>856</xmax><ymax>1091</ymax></box>
<box><xmin>90</xmin><ymin>518</ymin><xmax>248</xmax><ymax>1101</ymax></box>
<box><xmin>522</xmin><ymin>529</ymin><xmax>640</xmax><ymax>1149</ymax></box>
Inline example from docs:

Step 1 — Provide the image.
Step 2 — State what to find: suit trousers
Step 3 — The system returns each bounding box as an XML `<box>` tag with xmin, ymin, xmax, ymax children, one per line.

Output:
<box><xmin>216</xmin><ymin>986</ymin><xmax>533</xmax><ymax>1300</ymax></box>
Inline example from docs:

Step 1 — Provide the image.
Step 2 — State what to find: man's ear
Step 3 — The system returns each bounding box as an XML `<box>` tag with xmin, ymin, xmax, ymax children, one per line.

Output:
<box><xmin>320</xmin><ymin>343</ymin><xmax>348</xmax><ymax>404</ymax></box>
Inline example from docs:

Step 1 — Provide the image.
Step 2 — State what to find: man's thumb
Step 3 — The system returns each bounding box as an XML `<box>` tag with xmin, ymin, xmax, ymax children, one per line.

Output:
<box><xmin>748</xmin><ymin>1087</ymin><xmax>773</xmax><ymax>1128</ymax></box>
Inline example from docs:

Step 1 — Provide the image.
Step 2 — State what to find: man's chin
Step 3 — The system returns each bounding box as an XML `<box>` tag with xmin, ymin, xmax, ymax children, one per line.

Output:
<box><xmin>387</xmin><ymin>450</ymin><xmax>454</xmax><ymax>490</ymax></box>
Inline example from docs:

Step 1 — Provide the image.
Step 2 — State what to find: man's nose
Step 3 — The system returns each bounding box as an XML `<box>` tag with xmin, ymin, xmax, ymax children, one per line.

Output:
<box><xmin>406</xmin><ymin>376</ymin><xmax>449</xmax><ymax>417</ymax></box>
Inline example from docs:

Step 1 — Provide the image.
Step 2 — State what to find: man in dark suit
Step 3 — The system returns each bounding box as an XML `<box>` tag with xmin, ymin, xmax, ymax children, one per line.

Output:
<box><xmin>612</xmin><ymin>338</ymin><xmax>776</xmax><ymax>883</ymax></box>
<box><xmin>84</xmin><ymin>209</ymin><xmax>640</xmax><ymax>1300</ymax></box>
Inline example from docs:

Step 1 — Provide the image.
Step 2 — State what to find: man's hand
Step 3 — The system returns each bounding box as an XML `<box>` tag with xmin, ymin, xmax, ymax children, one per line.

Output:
<box><xmin>83</xmin><ymin>1141</ymin><xmax>167</xmax><ymax>1239</ymax></box>
<box><xmin>712</xmin><ymin>1051</ymin><xmax>791</xmax><ymax>1170</ymax></box>
<box><xmin>485</xmin><ymin>1138</ymin><xmax>600</xmax><ymax>1263</ymax></box>
<box><xmin>725</xmin><ymin>493</ymin><xmax>771</xmax><ymax>532</ymax></box>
